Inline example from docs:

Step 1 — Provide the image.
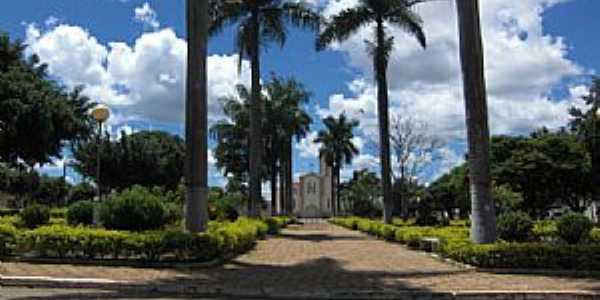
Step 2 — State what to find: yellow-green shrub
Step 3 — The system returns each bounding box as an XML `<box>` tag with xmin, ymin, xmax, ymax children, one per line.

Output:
<box><xmin>0</xmin><ymin>218</ymin><xmax>275</xmax><ymax>262</ymax></box>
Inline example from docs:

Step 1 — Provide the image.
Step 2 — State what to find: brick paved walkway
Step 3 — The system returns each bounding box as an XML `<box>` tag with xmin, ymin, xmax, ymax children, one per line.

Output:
<box><xmin>2</xmin><ymin>222</ymin><xmax>600</xmax><ymax>295</ymax></box>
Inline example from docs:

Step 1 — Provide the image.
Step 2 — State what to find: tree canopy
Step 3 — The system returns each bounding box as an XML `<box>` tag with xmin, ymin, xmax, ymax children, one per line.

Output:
<box><xmin>72</xmin><ymin>130</ymin><xmax>185</xmax><ymax>191</ymax></box>
<box><xmin>0</xmin><ymin>34</ymin><xmax>95</xmax><ymax>167</ymax></box>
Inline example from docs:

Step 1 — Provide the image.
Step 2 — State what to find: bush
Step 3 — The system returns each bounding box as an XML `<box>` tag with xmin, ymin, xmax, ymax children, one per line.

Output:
<box><xmin>497</xmin><ymin>211</ymin><xmax>533</xmax><ymax>242</ymax></box>
<box><xmin>0</xmin><ymin>223</ymin><xmax>17</xmax><ymax>257</ymax></box>
<box><xmin>532</xmin><ymin>220</ymin><xmax>557</xmax><ymax>241</ymax></box>
<box><xmin>441</xmin><ymin>242</ymin><xmax>600</xmax><ymax>270</ymax></box>
<box><xmin>20</xmin><ymin>204</ymin><xmax>50</xmax><ymax>229</ymax></box>
<box><xmin>68</xmin><ymin>182</ymin><xmax>96</xmax><ymax>204</ymax></box>
<box><xmin>50</xmin><ymin>208</ymin><xmax>67</xmax><ymax>219</ymax></box>
<box><xmin>99</xmin><ymin>186</ymin><xmax>167</xmax><ymax>231</ymax></box>
<box><xmin>67</xmin><ymin>201</ymin><xmax>95</xmax><ymax>226</ymax></box>
<box><xmin>1</xmin><ymin>218</ymin><xmax>275</xmax><ymax>261</ymax></box>
<box><xmin>556</xmin><ymin>213</ymin><xmax>593</xmax><ymax>244</ymax></box>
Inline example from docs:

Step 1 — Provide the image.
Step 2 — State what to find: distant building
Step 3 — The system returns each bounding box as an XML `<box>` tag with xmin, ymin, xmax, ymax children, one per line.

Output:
<box><xmin>276</xmin><ymin>155</ymin><xmax>334</xmax><ymax>218</ymax></box>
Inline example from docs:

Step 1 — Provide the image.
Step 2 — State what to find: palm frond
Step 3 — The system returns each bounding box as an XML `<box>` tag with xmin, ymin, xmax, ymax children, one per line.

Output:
<box><xmin>316</xmin><ymin>7</ymin><xmax>373</xmax><ymax>51</ymax></box>
<box><xmin>281</xmin><ymin>3</ymin><xmax>321</xmax><ymax>32</ymax></box>
<box><xmin>208</xmin><ymin>0</ymin><xmax>246</xmax><ymax>36</ymax></box>
<box><xmin>386</xmin><ymin>7</ymin><xmax>426</xmax><ymax>48</ymax></box>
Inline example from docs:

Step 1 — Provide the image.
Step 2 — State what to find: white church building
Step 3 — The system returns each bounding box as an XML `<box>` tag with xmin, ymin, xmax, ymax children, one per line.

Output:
<box><xmin>275</xmin><ymin>156</ymin><xmax>334</xmax><ymax>218</ymax></box>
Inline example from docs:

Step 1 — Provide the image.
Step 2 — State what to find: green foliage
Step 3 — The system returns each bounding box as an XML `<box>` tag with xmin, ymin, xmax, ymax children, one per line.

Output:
<box><xmin>72</xmin><ymin>131</ymin><xmax>185</xmax><ymax>192</ymax></box>
<box><xmin>209</xmin><ymin>193</ymin><xmax>242</xmax><ymax>221</ymax></box>
<box><xmin>441</xmin><ymin>242</ymin><xmax>600</xmax><ymax>270</ymax></box>
<box><xmin>33</xmin><ymin>176</ymin><xmax>70</xmax><ymax>206</ymax></box>
<box><xmin>497</xmin><ymin>211</ymin><xmax>533</xmax><ymax>242</ymax></box>
<box><xmin>67</xmin><ymin>201</ymin><xmax>95</xmax><ymax>226</ymax></box>
<box><xmin>332</xmin><ymin>217</ymin><xmax>600</xmax><ymax>270</ymax></box>
<box><xmin>531</xmin><ymin>220</ymin><xmax>558</xmax><ymax>241</ymax></box>
<box><xmin>20</xmin><ymin>204</ymin><xmax>50</xmax><ymax>229</ymax></box>
<box><xmin>556</xmin><ymin>213</ymin><xmax>593</xmax><ymax>244</ymax></box>
<box><xmin>0</xmin><ymin>223</ymin><xmax>17</xmax><ymax>257</ymax></box>
<box><xmin>0</xmin><ymin>218</ymin><xmax>277</xmax><ymax>261</ymax></box>
<box><xmin>263</xmin><ymin>217</ymin><xmax>290</xmax><ymax>235</ymax></box>
<box><xmin>99</xmin><ymin>186</ymin><xmax>167</xmax><ymax>231</ymax></box>
<box><xmin>68</xmin><ymin>182</ymin><xmax>96</xmax><ymax>204</ymax></box>
<box><xmin>341</xmin><ymin>170</ymin><xmax>381</xmax><ymax>217</ymax></box>
<box><xmin>0</xmin><ymin>34</ymin><xmax>94</xmax><ymax>167</ymax></box>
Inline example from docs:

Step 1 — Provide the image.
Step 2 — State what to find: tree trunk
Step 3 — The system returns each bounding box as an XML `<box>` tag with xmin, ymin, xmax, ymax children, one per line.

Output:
<box><xmin>270</xmin><ymin>148</ymin><xmax>278</xmax><ymax>216</ymax></box>
<box><xmin>335</xmin><ymin>165</ymin><xmax>341</xmax><ymax>215</ymax></box>
<box><xmin>279</xmin><ymin>161</ymin><xmax>286</xmax><ymax>215</ymax></box>
<box><xmin>375</xmin><ymin>19</ymin><xmax>393</xmax><ymax>224</ymax></box>
<box><xmin>184</xmin><ymin>0</ymin><xmax>209</xmax><ymax>233</ymax></box>
<box><xmin>285</xmin><ymin>140</ymin><xmax>293</xmax><ymax>214</ymax></box>
<box><xmin>248</xmin><ymin>10</ymin><xmax>262</xmax><ymax>217</ymax></box>
<box><xmin>456</xmin><ymin>0</ymin><xmax>497</xmax><ymax>244</ymax></box>
<box><xmin>331</xmin><ymin>162</ymin><xmax>336</xmax><ymax>216</ymax></box>
<box><xmin>593</xmin><ymin>114</ymin><xmax>600</xmax><ymax>213</ymax></box>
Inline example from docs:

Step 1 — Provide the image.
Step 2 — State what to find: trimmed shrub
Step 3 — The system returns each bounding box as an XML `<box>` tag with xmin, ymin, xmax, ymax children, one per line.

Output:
<box><xmin>591</xmin><ymin>228</ymin><xmax>600</xmax><ymax>244</ymax></box>
<box><xmin>100</xmin><ymin>186</ymin><xmax>167</xmax><ymax>231</ymax></box>
<box><xmin>0</xmin><ymin>223</ymin><xmax>17</xmax><ymax>257</ymax></box>
<box><xmin>67</xmin><ymin>201</ymin><xmax>95</xmax><ymax>226</ymax></box>
<box><xmin>3</xmin><ymin>218</ymin><xmax>275</xmax><ymax>261</ymax></box>
<box><xmin>20</xmin><ymin>204</ymin><xmax>50</xmax><ymax>229</ymax></box>
<box><xmin>441</xmin><ymin>242</ymin><xmax>600</xmax><ymax>270</ymax></box>
<box><xmin>556</xmin><ymin>213</ymin><xmax>593</xmax><ymax>244</ymax></box>
<box><xmin>532</xmin><ymin>220</ymin><xmax>557</xmax><ymax>241</ymax></box>
<box><xmin>497</xmin><ymin>211</ymin><xmax>533</xmax><ymax>242</ymax></box>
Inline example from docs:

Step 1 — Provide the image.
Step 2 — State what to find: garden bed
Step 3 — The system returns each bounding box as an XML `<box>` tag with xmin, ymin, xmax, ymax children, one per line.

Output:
<box><xmin>330</xmin><ymin>217</ymin><xmax>600</xmax><ymax>271</ymax></box>
<box><xmin>0</xmin><ymin>216</ymin><xmax>290</xmax><ymax>265</ymax></box>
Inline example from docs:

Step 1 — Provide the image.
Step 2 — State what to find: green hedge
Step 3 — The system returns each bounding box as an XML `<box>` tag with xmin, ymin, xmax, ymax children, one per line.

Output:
<box><xmin>331</xmin><ymin>217</ymin><xmax>600</xmax><ymax>271</ymax></box>
<box><xmin>441</xmin><ymin>242</ymin><xmax>600</xmax><ymax>270</ymax></box>
<box><xmin>0</xmin><ymin>217</ymin><xmax>277</xmax><ymax>262</ymax></box>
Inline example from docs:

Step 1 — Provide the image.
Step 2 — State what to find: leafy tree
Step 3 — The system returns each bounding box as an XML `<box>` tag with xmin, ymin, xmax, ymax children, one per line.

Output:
<box><xmin>72</xmin><ymin>130</ymin><xmax>185</xmax><ymax>192</ymax></box>
<box><xmin>316</xmin><ymin>113</ymin><xmax>360</xmax><ymax>215</ymax></box>
<box><xmin>456</xmin><ymin>0</ymin><xmax>496</xmax><ymax>243</ymax></box>
<box><xmin>569</xmin><ymin>77</ymin><xmax>600</xmax><ymax>212</ymax></box>
<box><xmin>209</xmin><ymin>0</ymin><xmax>320</xmax><ymax>216</ymax></box>
<box><xmin>341</xmin><ymin>169</ymin><xmax>382</xmax><ymax>217</ymax></box>
<box><xmin>0</xmin><ymin>34</ymin><xmax>94</xmax><ymax>168</ymax></box>
<box><xmin>317</xmin><ymin>0</ymin><xmax>427</xmax><ymax>224</ymax></box>
<box><xmin>493</xmin><ymin>130</ymin><xmax>591</xmax><ymax>216</ymax></box>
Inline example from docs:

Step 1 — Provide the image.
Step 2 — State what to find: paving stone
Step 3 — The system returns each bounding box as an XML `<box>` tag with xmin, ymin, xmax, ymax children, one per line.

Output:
<box><xmin>1</xmin><ymin>222</ymin><xmax>599</xmax><ymax>294</ymax></box>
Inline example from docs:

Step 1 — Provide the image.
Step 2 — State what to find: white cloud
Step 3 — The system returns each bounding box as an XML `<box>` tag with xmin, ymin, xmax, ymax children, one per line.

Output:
<box><xmin>296</xmin><ymin>131</ymin><xmax>321</xmax><ymax>158</ymax></box>
<box><xmin>134</xmin><ymin>2</ymin><xmax>160</xmax><ymax>30</ymax></box>
<box><xmin>317</xmin><ymin>0</ymin><xmax>587</xmax><ymax>181</ymax></box>
<box><xmin>25</xmin><ymin>24</ymin><xmax>251</xmax><ymax>128</ymax></box>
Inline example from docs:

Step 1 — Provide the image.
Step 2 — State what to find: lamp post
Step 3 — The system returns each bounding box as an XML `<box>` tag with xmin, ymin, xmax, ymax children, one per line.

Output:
<box><xmin>91</xmin><ymin>104</ymin><xmax>110</xmax><ymax>202</ymax></box>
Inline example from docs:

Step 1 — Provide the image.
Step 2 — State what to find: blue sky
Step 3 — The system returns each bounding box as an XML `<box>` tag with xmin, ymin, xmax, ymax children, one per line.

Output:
<box><xmin>1</xmin><ymin>0</ymin><xmax>598</xmax><ymax>192</ymax></box>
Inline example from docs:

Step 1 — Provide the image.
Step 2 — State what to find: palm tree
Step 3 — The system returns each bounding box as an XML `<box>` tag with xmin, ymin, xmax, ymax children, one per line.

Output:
<box><xmin>211</xmin><ymin>80</ymin><xmax>311</xmax><ymax>216</ymax></box>
<box><xmin>265</xmin><ymin>77</ymin><xmax>312</xmax><ymax>215</ymax></box>
<box><xmin>185</xmin><ymin>0</ymin><xmax>209</xmax><ymax>232</ymax></box>
<box><xmin>209</xmin><ymin>0</ymin><xmax>320</xmax><ymax>217</ymax></box>
<box><xmin>456</xmin><ymin>0</ymin><xmax>496</xmax><ymax>244</ymax></box>
<box><xmin>317</xmin><ymin>0</ymin><xmax>426</xmax><ymax>224</ymax></box>
<box><xmin>316</xmin><ymin>114</ymin><xmax>360</xmax><ymax>216</ymax></box>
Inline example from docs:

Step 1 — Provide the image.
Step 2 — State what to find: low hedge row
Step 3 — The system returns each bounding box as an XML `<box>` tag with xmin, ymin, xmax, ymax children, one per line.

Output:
<box><xmin>0</xmin><ymin>217</ymin><xmax>285</xmax><ymax>262</ymax></box>
<box><xmin>331</xmin><ymin>217</ymin><xmax>600</xmax><ymax>271</ymax></box>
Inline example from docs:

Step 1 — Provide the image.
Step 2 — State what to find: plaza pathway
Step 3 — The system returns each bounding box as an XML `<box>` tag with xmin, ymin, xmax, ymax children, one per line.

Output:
<box><xmin>2</xmin><ymin>221</ymin><xmax>600</xmax><ymax>298</ymax></box>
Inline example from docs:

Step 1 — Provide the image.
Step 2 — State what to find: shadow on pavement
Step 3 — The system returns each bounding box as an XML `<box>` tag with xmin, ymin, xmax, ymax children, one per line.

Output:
<box><xmin>5</xmin><ymin>256</ymin><xmax>473</xmax><ymax>300</ymax></box>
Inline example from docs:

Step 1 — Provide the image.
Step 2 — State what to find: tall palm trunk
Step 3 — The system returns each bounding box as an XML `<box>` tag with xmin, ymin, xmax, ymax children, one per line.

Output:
<box><xmin>285</xmin><ymin>140</ymin><xmax>293</xmax><ymax>214</ymax></box>
<box><xmin>331</xmin><ymin>162</ymin><xmax>337</xmax><ymax>216</ymax></box>
<box><xmin>270</xmin><ymin>142</ymin><xmax>278</xmax><ymax>216</ymax></box>
<box><xmin>279</xmin><ymin>162</ymin><xmax>286</xmax><ymax>214</ymax></box>
<box><xmin>184</xmin><ymin>0</ymin><xmax>209</xmax><ymax>233</ymax></box>
<box><xmin>593</xmin><ymin>115</ymin><xmax>600</xmax><ymax>213</ymax></box>
<box><xmin>456</xmin><ymin>0</ymin><xmax>496</xmax><ymax>244</ymax></box>
<box><xmin>335</xmin><ymin>165</ymin><xmax>341</xmax><ymax>214</ymax></box>
<box><xmin>248</xmin><ymin>9</ymin><xmax>263</xmax><ymax>217</ymax></box>
<box><xmin>375</xmin><ymin>18</ymin><xmax>393</xmax><ymax>224</ymax></box>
